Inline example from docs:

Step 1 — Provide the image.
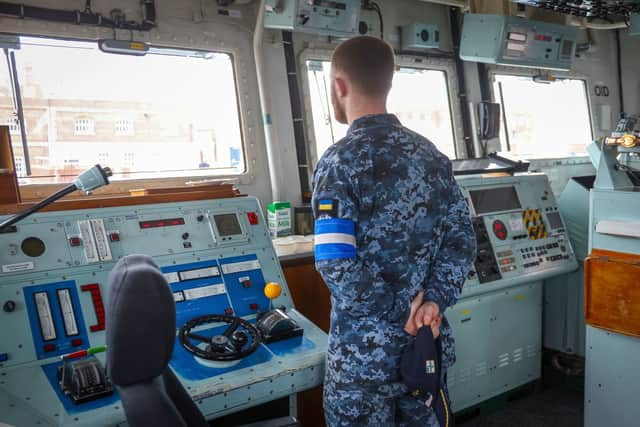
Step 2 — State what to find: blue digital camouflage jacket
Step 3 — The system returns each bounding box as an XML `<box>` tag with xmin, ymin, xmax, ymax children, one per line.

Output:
<box><xmin>312</xmin><ymin>114</ymin><xmax>476</xmax><ymax>395</ymax></box>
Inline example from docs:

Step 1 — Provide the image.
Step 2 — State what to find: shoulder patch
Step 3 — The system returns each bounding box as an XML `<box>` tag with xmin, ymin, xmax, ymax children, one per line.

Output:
<box><xmin>315</xmin><ymin>199</ymin><xmax>339</xmax><ymax>219</ymax></box>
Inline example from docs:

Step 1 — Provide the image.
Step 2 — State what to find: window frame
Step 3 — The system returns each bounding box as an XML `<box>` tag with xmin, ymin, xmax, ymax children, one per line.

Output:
<box><xmin>2</xmin><ymin>33</ymin><xmax>257</xmax><ymax>200</ymax></box>
<box><xmin>488</xmin><ymin>66</ymin><xmax>595</xmax><ymax>160</ymax></box>
<box><xmin>298</xmin><ymin>48</ymin><xmax>466</xmax><ymax>168</ymax></box>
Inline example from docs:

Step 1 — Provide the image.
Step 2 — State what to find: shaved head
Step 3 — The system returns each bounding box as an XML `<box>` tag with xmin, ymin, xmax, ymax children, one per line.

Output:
<box><xmin>330</xmin><ymin>36</ymin><xmax>395</xmax><ymax>124</ymax></box>
<box><xmin>331</xmin><ymin>36</ymin><xmax>395</xmax><ymax>97</ymax></box>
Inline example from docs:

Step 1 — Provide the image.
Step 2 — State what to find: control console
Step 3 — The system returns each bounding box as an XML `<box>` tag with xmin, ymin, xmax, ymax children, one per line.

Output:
<box><xmin>458</xmin><ymin>173</ymin><xmax>577</xmax><ymax>297</ymax></box>
<box><xmin>0</xmin><ymin>197</ymin><xmax>327</xmax><ymax>426</ymax></box>
<box><xmin>447</xmin><ymin>173</ymin><xmax>578</xmax><ymax>411</ymax></box>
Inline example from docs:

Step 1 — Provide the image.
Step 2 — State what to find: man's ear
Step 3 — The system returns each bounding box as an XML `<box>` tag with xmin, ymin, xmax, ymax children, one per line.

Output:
<box><xmin>334</xmin><ymin>76</ymin><xmax>348</xmax><ymax>99</ymax></box>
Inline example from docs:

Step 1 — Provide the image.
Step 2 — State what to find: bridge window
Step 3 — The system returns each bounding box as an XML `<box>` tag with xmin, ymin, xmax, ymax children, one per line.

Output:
<box><xmin>493</xmin><ymin>74</ymin><xmax>592</xmax><ymax>158</ymax></box>
<box><xmin>306</xmin><ymin>60</ymin><xmax>457</xmax><ymax>161</ymax></box>
<box><xmin>0</xmin><ymin>36</ymin><xmax>244</xmax><ymax>183</ymax></box>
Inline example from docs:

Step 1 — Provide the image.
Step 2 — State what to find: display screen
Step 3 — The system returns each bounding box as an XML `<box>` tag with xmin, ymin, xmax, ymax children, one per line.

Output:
<box><xmin>547</xmin><ymin>211</ymin><xmax>564</xmax><ymax>229</ymax></box>
<box><xmin>139</xmin><ymin>218</ymin><xmax>185</xmax><ymax>229</ymax></box>
<box><xmin>312</xmin><ymin>0</ymin><xmax>347</xmax><ymax>10</ymax></box>
<box><xmin>561</xmin><ymin>40</ymin><xmax>573</xmax><ymax>57</ymax></box>
<box><xmin>214</xmin><ymin>214</ymin><xmax>242</xmax><ymax>236</ymax></box>
<box><xmin>470</xmin><ymin>187</ymin><xmax>521</xmax><ymax>214</ymax></box>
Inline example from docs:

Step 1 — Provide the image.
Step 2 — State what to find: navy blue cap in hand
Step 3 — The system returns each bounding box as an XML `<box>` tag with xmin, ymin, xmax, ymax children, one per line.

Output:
<box><xmin>400</xmin><ymin>326</ymin><xmax>453</xmax><ymax>427</ymax></box>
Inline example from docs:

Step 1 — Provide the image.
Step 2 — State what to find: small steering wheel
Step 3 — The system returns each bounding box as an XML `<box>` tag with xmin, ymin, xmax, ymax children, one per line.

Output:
<box><xmin>179</xmin><ymin>314</ymin><xmax>261</xmax><ymax>361</ymax></box>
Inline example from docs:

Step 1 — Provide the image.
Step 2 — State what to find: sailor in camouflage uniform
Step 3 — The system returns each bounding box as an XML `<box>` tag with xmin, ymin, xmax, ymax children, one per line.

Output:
<box><xmin>312</xmin><ymin>37</ymin><xmax>476</xmax><ymax>426</ymax></box>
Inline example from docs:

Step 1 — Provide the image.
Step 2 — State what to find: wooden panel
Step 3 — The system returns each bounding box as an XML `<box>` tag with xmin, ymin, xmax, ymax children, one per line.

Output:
<box><xmin>0</xmin><ymin>126</ymin><xmax>20</xmax><ymax>204</ymax></box>
<box><xmin>284</xmin><ymin>260</ymin><xmax>331</xmax><ymax>333</ymax></box>
<box><xmin>282</xmin><ymin>257</ymin><xmax>330</xmax><ymax>427</ymax></box>
<box><xmin>0</xmin><ymin>184</ymin><xmax>242</xmax><ymax>215</ymax></box>
<box><xmin>585</xmin><ymin>248</ymin><xmax>640</xmax><ymax>338</ymax></box>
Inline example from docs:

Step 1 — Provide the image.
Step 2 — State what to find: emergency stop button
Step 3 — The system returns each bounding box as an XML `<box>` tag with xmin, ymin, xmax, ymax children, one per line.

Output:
<box><xmin>109</xmin><ymin>232</ymin><xmax>120</xmax><ymax>242</ymax></box>
<box><xmin>247</xmin><ymin>212</ymin><xmax>259</xmax><ymax>225</ymax></box>
<box><xmin>69</xmin><ymin>236</ymin><xmax>82</xmax><ymax>247</ymax></box>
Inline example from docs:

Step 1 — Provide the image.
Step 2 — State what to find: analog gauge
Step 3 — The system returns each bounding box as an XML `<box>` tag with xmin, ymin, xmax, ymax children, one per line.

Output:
<box><xmin>21</xmin><ymin>237</ymin><xmax>46</xmax><ymax>257</ymax></box>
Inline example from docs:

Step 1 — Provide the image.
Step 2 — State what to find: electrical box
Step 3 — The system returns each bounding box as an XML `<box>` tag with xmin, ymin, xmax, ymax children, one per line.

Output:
<box><xmin>460</xmin><ymin>14</ymin><xmax>578</xmax><ymax>71</ymax></box>
<box><xmin>264</xmin><ymin>0</ymin><xmax>361</xmax><ymax>37</ymax></box>
<box><xmin>401</xmin><ymin>23</ymin><xmax>440</xmax><ymax>50</ymax></box>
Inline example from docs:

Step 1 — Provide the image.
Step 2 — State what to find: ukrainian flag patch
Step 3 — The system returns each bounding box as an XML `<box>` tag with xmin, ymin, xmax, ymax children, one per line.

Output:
<box><xmin>318</xmin><ymin>199</ymin><xmax>334</xmax><ymax>211</ymax></box>
<box><xmin>315</xmin><ymin>199</ymin><xmax>339</xmax><ymax>219</ymax></box>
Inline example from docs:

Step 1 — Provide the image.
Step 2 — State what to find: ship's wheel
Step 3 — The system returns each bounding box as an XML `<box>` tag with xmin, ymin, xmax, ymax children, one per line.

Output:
<box><xmin>179</xmin><ymin>314</ymin><xmax>261</xmax><ymax>361</ymax></box>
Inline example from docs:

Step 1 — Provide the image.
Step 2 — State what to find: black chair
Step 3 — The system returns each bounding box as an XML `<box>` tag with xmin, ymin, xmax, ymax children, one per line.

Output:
<box><xmin>106</xmin><ymin>254</ymin><xmax>208</xmax><ymax>427</ymax></box>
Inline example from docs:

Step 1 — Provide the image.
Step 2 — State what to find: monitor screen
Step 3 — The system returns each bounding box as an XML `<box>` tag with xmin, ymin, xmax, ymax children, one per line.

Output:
<box><xmin>470</xmin><ymin>187</ymin><xmax>522</xmax><ymax>215</ymax></box>
<box><xmin>546</xmin><ymin>211</ymin><xmax>564</xmax><ymax>229</ymax></box>
<box><xmin>214</xmin><ymin>214</ymin><xmax>242</xmax><ymax>236</ymax></box>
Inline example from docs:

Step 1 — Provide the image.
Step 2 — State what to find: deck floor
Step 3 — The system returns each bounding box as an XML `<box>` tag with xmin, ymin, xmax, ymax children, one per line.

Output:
<box><xmin>459</xmin><ymin>386</ymin><xmax>584</xmax><ymax>427</ymax></box>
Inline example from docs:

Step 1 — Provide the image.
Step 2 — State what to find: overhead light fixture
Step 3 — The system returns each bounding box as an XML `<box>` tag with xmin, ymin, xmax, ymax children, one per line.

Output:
<box><xmin>98</xmin><ymin>39</ymin><xmax>149</xmax><ymax>56</ymax></box>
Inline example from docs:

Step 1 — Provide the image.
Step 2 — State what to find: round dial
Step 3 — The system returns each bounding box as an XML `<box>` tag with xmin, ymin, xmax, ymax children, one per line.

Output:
<box><xmin>21</xmin><ymin>237</ymin><xmax>46</xmax><ymax>257</ymax></box>
<box><xmin>492</xmin><ymin>220</ymin><xmax>508</xmax><ymax>241</ymax></box>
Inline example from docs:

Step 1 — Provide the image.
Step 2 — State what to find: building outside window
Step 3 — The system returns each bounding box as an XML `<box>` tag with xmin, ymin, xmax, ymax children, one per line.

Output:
<box><xmin>74</xmin><ymin>118</ymin><xmax>95</xmax><ymax>136</ymax></box>
<box><xmin>0</xmin><ymin>36</ymin><xmax>245</xmax><ymax>182</ymax></box>
<box><xmin>306</xmin><ymin>60</ymin><xmax>457</xmax><ymax>161</ymax></box>
<box><xmin>115</xmin><ymin>118</ymin><xmax>134</xmax><ymax>136</ymax></box>
<box><xmin>493</xmin><ymin>74</ymin><xmax>592</xmax><ymax>158</ymax></box>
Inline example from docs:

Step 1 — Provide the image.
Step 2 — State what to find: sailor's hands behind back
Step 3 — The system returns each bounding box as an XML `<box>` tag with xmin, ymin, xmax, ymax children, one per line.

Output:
<box><xmin>404</xmin><ymin>291</ymin><xmax>441</xmax><ymax>339</ymax></box>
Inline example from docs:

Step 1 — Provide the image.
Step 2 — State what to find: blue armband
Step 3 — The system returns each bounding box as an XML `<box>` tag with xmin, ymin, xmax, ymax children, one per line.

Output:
<box><xmin>314</xmin><ymin>218</ymin><xmax>356</xmax><ymax>261</ymax></box>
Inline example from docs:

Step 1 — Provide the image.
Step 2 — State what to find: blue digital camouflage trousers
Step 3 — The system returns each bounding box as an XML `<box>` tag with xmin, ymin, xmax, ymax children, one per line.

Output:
<box><xmin>323</xmin><ymin>374</ymin><xmax>450</xmax><ymax>427</ymax></box>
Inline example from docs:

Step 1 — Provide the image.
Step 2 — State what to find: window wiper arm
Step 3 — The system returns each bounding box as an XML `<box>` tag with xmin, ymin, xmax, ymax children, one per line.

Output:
<box><xmin>3</xmin><ymin>48</ymin><xmax>31</xmax><ymax>176</ymax></box>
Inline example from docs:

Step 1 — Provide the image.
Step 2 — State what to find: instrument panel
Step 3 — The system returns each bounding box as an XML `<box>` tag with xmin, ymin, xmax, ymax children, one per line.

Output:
<box><xmin>0</xmin><ymin>197</ymin><xmax>327</xmax><ymax>427</ymax></box>
<box><xmin>458</xmin><ymin>173</ymin><xmax>578</xmax><ymax>297</ymax></box>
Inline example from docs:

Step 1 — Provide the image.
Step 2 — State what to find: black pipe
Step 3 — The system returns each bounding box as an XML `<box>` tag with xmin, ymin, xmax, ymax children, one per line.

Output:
<box><xmin>615</xmin><ymin>29</ymin><xmax>624</xmax><ymax>114</ymax></box>
<box><xmin>0</xmin><ymin>1</ymin><xmax>156</xmax><ymax>31</ymax></box>
<box><xmin>7</xmin><ymin>49</ymin><xmax>30</xmax><ymax>175</ymax></box>
<box><xmin>449</xmin><ymin>7</ymin><xmax>475</xmax><ymax>158</ymax></box>
<box><xmin>0</xmin><ymin>183</ymin><xmax>77</xmax><ymax>232</ymax></box>
<box><xmin>282</xmin><ymin>31</ymin><xmax>311</xmax><ymax>198</ymax></box>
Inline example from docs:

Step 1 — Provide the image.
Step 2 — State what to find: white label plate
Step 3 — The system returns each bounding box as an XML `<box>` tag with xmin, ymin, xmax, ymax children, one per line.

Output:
<box><xmin>183</xmin><ymin>284</ymin><xmax>226</xmax><ymax>300</ymax></box>
<box><xmin>179</xmin><ymin>266</ymin><xmax>220</xmax><ymax>281</ymax></box>
<box><xmin>2</xmin><ymin>262</ymin><xmax>34</xmax><ymax>273</ymax></box>
<box><xmin>221</xmin><ymin>260</ymin><xmax>261</xmax><ymax>275</ymax></box>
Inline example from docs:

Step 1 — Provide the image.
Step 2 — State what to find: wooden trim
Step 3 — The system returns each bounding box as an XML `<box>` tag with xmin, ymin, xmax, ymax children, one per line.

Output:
<box><xmin>585</xmin><ymin>248</ymin><xmax>640</xmax><ymax>338</ymax></box>
<box><xmin>0</xmin><ymin>185</ymin><xmax>244</xmax><ymax>215</ymax></box>
<box><xmin>0</xmin><ymin>126</ymin><xmax>21</xmax><ymax>205</ymax></box>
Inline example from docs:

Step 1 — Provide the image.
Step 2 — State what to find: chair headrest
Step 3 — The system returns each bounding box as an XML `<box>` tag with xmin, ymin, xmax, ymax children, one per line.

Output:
<box><xmin>106</xmin><ymin>255</ymin><xmax>176</xmax><ymax>386</ymax></box>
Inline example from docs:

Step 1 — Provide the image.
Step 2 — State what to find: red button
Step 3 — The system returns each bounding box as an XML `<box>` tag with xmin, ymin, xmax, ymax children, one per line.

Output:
<box><xmin>43</xmin><ymin>344</ymin><xmax>56</xmax><ymax>352</ymax></box>
<box><xmin>224</xmin><ymin>308</ymin><xmax>234</xmax><ymax>315</ymax></box>
<box><xmin>69</xmin><ymin>237</ymin><xmax>82</xmax><ymax>247</ymax></box>
<box><xmin>109</xmin><ymin>233</ymin><xmax>120</xmax><ymax>242</ymax></box>
<box><xmin>71</xmin><ymin>338</ymin><xmax>83</xmax><ymax>347</ymax></box>
<box><xmin>249</xmin><ymin>303</ymin><xmax>259</xmax><ymax>310</ymax></box>
<box><xmin>247</xmin><ymin>212</ymin><xmax>259</xmax><ymax>225</ymax></box>
<box><xmin>242</xmin><ymin>280</ymin><xmax>252</xmax><ymax>288</ymax></box>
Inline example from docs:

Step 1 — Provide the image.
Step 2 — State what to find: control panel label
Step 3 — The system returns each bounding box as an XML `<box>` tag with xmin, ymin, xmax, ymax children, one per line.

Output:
<box><xmin>2</xmin><ymin>261</ymin><xmax>35</xmax><ymax>273</ymax></box>
<box><xmin>183</xmin><ymin>284</ymin><xmax>226</xmax><ymax>300</ymax></box>
<box><xmin>178</xmin><ymin>266</ymin><xmax>220</xmax><ymax>281</ymax></box>
<box><xmin>221</xmin><ymin>260</ymin><xmax>261</xmax><ymax>274</ymax></box>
